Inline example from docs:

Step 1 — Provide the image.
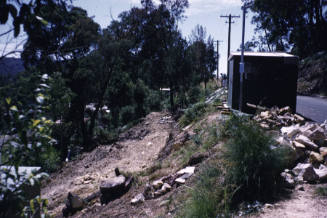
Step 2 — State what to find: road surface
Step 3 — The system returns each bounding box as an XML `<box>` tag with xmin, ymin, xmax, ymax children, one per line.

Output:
<box><xmin>296</xmin><ymin>96</ymin><xmax>327</xmax><ymax>123</ymax></box>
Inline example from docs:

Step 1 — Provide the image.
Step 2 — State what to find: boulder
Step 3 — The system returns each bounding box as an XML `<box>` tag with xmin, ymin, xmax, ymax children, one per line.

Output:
<box><xmin>295</xmin><ymin>135</ymin><xmax>319</xmax><ymax>151</ymax></box>
<box><xmin>131</xmin><ymin>193</ymin><xmax>145</xmax><ymax>205</ymax></box>
<box><xmin>100</xmin><ymin>175</ymin><xmax>133</xmax><ymax>204</ymax></box>
<box><xmin>62</xmin><ymin>192</ymin><xmax>84</xmax><ymax>217</ymax></box>
<box><xmin>292</xmin><ymin>163</ymin><xmax>319</xmax><ymax>183</ymax></box>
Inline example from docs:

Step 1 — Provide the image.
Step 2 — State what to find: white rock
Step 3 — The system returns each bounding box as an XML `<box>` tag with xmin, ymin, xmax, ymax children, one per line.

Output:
<box><xmin>131</xmin><ymin>193</ymin><xmax>145</xmax><ymax>205</ymax></box>
<box><xmin>281</xmin><ymin>124</ymin><xmax>300</xmax><ymax>138</ymax></box>
<box><xmin>161</xmin><ymin>183</ymin><xmax>172</xmax><ymax>192</ymax></box>
<box><xmin>177</xmin><ymin>166</ymin><xmax>195</xmax><ymax>176</ymax></box>
<box><xmin>152</xmin><ymin>180</ymin><xmax>164</xmax><ymax>189</ymax></box>
<box><xmin>175</xmin><ymin>178</ymin><xmax>186</xmax><ymax>184</ymax></box>
<box><xmin>292</xmin><ymin>141</ymin><xmax>306</xmax><ymax>149</ymax></box>
<box><xmin>319</xmin><ymin>147</ymin><xmax>327</xmax><ymax>157</ymax></box>
<box><xmin>314</xmin><ymin>164</ymin><xmax>327</xmax><ymax>181</ymax></box>
<box><xmin>292</xmin><ymin>163</ymin><xmax>319</xmax><ymax>182</ymax></box>
<box><xmin>295</xmin><ymin>135</ymin><xmax>319</xmax><ymax>150</ymax></box>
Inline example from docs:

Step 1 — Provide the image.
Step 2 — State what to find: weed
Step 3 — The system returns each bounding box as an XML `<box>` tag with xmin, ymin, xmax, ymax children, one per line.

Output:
<box><xmin>223</xmin><ymin>115</ymin><xmax>285</xmax><ymax>203</ymax></box>
<box><xmin>178</xmin><ymin>163</ymin><xmax>233</xmax><ymax>218</ymax></box>
<box><xmin>179</xmin><ymin>102</ymin><xmax>208</xmax><ymax>127</ymax></box>
<box><xmin>315</xmin><ymin>187</ymin><xmax>327</xmax><ymax>197</ymax></box>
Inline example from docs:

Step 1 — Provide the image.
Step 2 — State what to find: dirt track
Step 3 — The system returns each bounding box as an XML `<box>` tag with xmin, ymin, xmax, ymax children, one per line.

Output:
<box><xmin>42</xmin><ymin>112</ymin><xmax>175</xmax><ymax>217</ymax></box>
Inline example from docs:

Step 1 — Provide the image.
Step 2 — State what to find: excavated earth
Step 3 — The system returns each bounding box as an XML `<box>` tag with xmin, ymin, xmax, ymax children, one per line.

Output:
<box><xmin>42</xmin><ymin>112</ymin><xmax>180</xmax><ymax>217</ymax></box>
<box><xmin>42</xmin><ymin>108</ymin><xmax>327</xmax><ymax>218</ymax></box>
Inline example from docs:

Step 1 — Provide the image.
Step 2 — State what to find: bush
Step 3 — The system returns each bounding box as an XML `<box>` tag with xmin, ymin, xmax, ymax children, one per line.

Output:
<box><xmin>179</xmin><ymin>164</ymin><xmax>232</xmax><ymax>218</ymax></box>
<box><xmin>223</xmin><ymin>115</ymin><xmax>285</xmax><ymax>203</ymax></box>
<box><xmin>179</xmin><ymin>102</ymin><xmax>208</xmax><ymax>127</ymax></box>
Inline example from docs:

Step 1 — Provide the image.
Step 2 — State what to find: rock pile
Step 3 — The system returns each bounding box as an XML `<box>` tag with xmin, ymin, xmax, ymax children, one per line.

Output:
<box><xmin>131</xmin><ymin>166</ymin><xmax>195</xmax><ymax>205</ymax></box>
<box><xmin>273</xmin><ymin>116</ymin><xmax>327</xmax><ymax>185</ymax></box>
<box><xmin>253</xmin><ymin>106</ymin><xmax>305</xmax><ymax>129</ymax></box>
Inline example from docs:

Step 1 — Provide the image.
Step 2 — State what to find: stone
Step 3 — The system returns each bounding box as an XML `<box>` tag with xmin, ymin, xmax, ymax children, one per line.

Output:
<box><xmin>307</xmin><ymin>126</ymin><xmax>326</xmax><ymax>141</ymax></box>
<box><xmin>280</xmin><ymin>172</ymin><xmax>295</xmax><ymax>189</ymax></box>
<box><xmin>188</xmin><ymin>152</ymin><xmax>209</xmax><ymax>166</ymax></box>
<box><xmin>309</xmin><ymin>151</ymin><xmax>324</xmax><ymax>164</ymax></box>
<box><xmin>63</xmin><ymin>192</ymin><xmax>84</xmax><ymax>217</ymax></box>
<box><xmin>131</xmin><ymin>193</ymin><xmax>145</xmax><ymax>205</ymax></box>
<box><xmin>295</xmin><ymin>135</ymin><xmax>319</xmax><ymax>150</ymax></box>
<box><xmin>100</xmin><ymin>175</ymin><xmax>132</xmax><ymax>204</ymax></box>
<box><xmin>175</xmin><ymin>177</ymin><xmax>186</xmax><ymax>184</ymax></box>
<box><xmin>68</xmin><ymin>192</ymin><xmax>84</xmax><ymax>210</ymax></box>
<box><xmin>177</xmin><ymin>166</ymin><xmax>195</xmax><ymax>176</ymax></box>
<box><xmin>319</xmin><ymin>147</ymin><xmax>327</xmax><ymax>157</ymax></box>
<box><xmin>314</xmin><ymin>164</ymin><xmax>327</xmax><ymax>182</ymax></box>
<box><xmin>292</xmin><ymin>141</ymin><xmax>306</xmax><ymax>149</ymax></box>
<box><xmin>161</xmin><ymin>183</ymin><xmax>172</xmax><ymax>193</ymax></box>
<box><xmin>152</xmin><ymin>180</ymin><xmax>164</xmax><ymax>189</ymax></box>
<box><xmin>281</xmin><ymin>125</ymin><xmax>300</xmax><ymax>138</ymax></box>
<box><xmin>292</xmin><ymin>163</ymin><xmax>319</xmax><ymax>182</ymax></box>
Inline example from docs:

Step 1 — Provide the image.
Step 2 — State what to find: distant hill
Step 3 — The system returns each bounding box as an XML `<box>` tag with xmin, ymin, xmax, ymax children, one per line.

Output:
<box><xmin>0</xmin><ymin>57</ymin><xmax>24</xmax><ymax>78</ymax></box>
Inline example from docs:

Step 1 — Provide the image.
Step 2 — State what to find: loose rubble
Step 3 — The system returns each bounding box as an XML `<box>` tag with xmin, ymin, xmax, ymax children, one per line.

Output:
<box><xmin>131</xmin><ymin>166</ymin><xmax>196</xmax><ymax>205</ymax></box>
<box><xmin>253</xmin><ymin>106</ymin><xmax>305</xmax><ymax>128</ymax></box>
<box><xmin>254</xmin><ymin>106</ymin><xmax>327</xmax><ymax>185</ymax></box>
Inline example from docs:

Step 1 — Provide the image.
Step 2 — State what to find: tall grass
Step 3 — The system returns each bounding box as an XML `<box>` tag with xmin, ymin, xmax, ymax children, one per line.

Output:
<box><xmin>223</xmin><ymin>115</ymin><xmax>286</xmax><ymax>203</ymax></box>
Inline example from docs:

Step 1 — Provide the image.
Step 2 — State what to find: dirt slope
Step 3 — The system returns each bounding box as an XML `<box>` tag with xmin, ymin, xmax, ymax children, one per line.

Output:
<box><xmin>42</xmin><ymin>112</ymin><xmax>175</xmax><ymax>217</ymax></box>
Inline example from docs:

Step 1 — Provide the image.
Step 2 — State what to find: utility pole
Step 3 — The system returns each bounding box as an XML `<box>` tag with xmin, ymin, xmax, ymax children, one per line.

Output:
<box><xmin>215</xmin><ymin>40</ymin><xmax>223</xmax><ymax>81</ymax></box>
<box><xmin>220</xmin><ymin>14</ymin><xmax>240</xmax><ymax>88</ymax></box>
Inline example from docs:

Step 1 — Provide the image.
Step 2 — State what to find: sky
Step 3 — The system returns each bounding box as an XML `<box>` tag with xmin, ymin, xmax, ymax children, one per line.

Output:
<box><xmin>72</xmin><ymin>0</ymin><xmax>256</xmax><ymax>75</ymax></box>
<box><xmin>0</xmin><ymin>0</ymin><xmax>256</xmax><ymax>74</ymax></box>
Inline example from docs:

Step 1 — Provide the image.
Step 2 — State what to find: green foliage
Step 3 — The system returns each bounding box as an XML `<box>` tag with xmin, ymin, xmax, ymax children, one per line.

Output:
<box><xmin>315</xmin><ymin>186</ymin><xmax>327</xmax><ymax>197</ymax></box>
<box><xmin>248</xmin><ymin>0</ymin><xmax>327</xmax><ymax>57</ymax></box>
<box><xmin>179</xmin><ymin>102</ymin><xmax>208</xmax><ymax>127</ymax></box>
<box><xmin>222</xmin><ymin>115</ymin><xmax>285</xmax><ymax>202</ymax></box>
<box><xmin>179</xmin><ymin>164</ymin><xmax>232</xmax><ymax>218</ymax></box>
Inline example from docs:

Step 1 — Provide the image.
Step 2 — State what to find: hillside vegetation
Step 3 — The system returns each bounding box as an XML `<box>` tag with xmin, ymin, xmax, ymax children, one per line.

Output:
<box><xmin>298</xmin><ymin>51</ymin><xmax>327</xmax><ymax>96</ymax></box>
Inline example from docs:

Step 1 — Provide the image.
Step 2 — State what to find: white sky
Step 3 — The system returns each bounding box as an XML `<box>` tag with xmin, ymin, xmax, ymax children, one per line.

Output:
<box><xmin>0</xmin><ymin>0</ymin><xmax>256</xmax><ymax>74</ymax></box>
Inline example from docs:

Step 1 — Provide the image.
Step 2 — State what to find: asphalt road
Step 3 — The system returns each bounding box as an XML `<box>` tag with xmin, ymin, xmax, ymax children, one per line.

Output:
<box><xmin>296</xmin><ymin>96</ymin><xmax>327</xmax><ymax>123</ymax></box>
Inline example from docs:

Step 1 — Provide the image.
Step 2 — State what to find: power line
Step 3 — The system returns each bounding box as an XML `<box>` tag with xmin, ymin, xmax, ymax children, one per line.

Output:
<box><xmin>220</xmin><ymin>14</ymin><xmax>240</xmax><ymax>88</ymax></box>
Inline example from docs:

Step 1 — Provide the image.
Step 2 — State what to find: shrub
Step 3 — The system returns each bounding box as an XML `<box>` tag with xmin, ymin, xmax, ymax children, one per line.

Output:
<box><xmin>179</xmin><ymin>164</ymin><xmax>232</xmax><ymax>218</ymax></box>
<box><xmin>179</xmin><ymin>102</ymin><xmax>207</xmax><ymax>127</ymax></box>
<box><xmin>223</xmin><ymin>115</ymin><xmax>285</xmax><ymax>203</ymax></box>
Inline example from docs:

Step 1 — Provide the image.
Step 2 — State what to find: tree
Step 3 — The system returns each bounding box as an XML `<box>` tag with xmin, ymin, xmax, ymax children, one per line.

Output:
<box><xmin>188</xmin><ymin>25</ymin><xmax>216</xmax><ymax>90</ymax></box>
<box><xmin>246</xmin><ymin>0</ymin><xmax>327</xmax><ymax>57</ymax></box>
